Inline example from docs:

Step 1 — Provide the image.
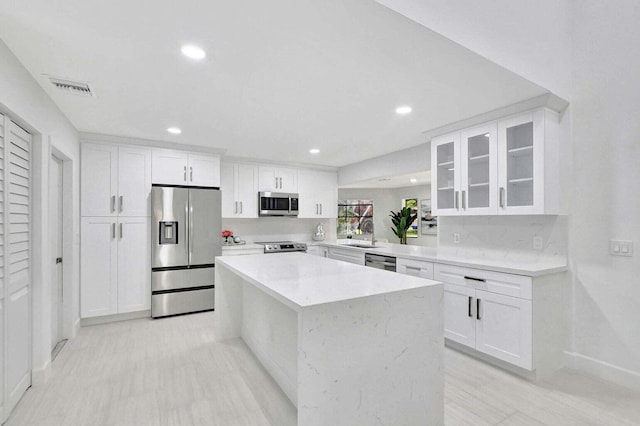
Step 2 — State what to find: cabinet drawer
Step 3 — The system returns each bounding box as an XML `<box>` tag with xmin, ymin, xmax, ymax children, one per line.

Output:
<box><xmin>434</xmin><ymin>263</ymin><xmax>531</xmax><ymax>299</ymax></box>
<box><xmin>397</xmin><ymin>258</ymin><xmax>434</xmax><ymax>279</ymax></box>
<box><xmin>327</xmin><ymin>247</ymin><xmax>365</xmax><ymax>265</ymax></box>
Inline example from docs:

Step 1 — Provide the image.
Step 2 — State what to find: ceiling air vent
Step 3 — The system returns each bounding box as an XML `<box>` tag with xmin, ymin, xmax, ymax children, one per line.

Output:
<box><xmin>48</xmin><ymin>76</ymin><xmax>95</xmax><ymax>97</ymax></box>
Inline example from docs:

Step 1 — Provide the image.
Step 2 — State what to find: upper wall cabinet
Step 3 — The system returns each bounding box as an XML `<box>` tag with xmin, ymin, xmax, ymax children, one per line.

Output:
<box><xmin>221</xmin><ymin>162</ymin><xmax>258</xmax><ymax>218</ymax></box>
<box><xmin>258</xmin><ymin>166</ymin><xmax>298</xmax><ymax>193</ymax></box>
<box><xmin>81</xmin><ymin>143</ymin><xmax>151</xmax><ymax>217</ymax></box>
<box><xmin>151</xmin><ymin>148</ymin><xmax>220</xmax><ymax>187</ymax></box>
<box><xmin>431</xmin><ymin>108</ymin><xmax>561</xmax><ymax>216</ymax></box>
<box><xmin>298</xmin><ymin>169</ymin><xmax>338</xmax><ymax>218</ymax></box>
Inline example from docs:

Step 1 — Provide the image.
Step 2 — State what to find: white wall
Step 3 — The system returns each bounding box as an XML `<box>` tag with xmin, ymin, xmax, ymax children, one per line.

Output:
<box><xmin>0</xmin><ymin>39</ymin><xmax>80</xmax><ymax>382</ymax></box>
<box><xmin>221</xmin><ymin>218</ymin><xmax>337</xmax><ymax>244</ymax></box>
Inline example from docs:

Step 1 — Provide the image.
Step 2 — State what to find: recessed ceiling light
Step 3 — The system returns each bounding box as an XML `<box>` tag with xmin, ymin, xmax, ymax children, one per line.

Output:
<box><xmin>309</xmin><ymin>148</ymin><xmax>320</xmax><ymax>154</ymax></box>
<box><xmin>181</xmin><ymin>44</ymin><xmax>206</xmax><ymax>60</ymax></box>
<box><xmin>395</xmin><ymin>105</ymin><xmax>412</xmax><ymax>115</ymax></box>
<box><xmin>167</xmin><ymin>127</ymin><xmax>182</xmax><ymax>135</ymax></box>
<box><xmin>410</xmin><ymin>178</ymin><xmax>417</xmax><ymax>183</ymax></box>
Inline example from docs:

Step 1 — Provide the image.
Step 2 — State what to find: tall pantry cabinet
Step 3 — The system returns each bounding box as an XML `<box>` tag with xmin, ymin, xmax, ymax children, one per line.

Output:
<box><xmin>80</xmin><ymin>143</ymin><xmax>151</xmax><ymax>318</ymax></box>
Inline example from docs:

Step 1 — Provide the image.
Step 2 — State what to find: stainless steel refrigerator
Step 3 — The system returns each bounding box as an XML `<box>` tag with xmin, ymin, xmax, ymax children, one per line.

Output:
<box><xmin>151</xmin><ymin>186</ymin><xmax>221</xmax><ymax>318</ymax></box>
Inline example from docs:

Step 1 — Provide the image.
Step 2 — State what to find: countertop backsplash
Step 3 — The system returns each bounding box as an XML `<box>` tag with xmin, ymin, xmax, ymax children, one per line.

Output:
<box><xmin>221</xmin><ymin>217</ymin><xmax>337</xmax><ymax>244</ymax></box>
<box><xmin>437</xmin><ymin>215</ymin><xmax>568</xmax><ymax>265</ymax></box>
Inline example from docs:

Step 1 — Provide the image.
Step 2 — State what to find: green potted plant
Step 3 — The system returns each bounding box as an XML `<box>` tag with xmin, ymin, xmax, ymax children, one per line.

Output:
<box><xmin>389</xmin><ymin>207</ymin><xmax>418</xmax><ymax>245</ymax></box>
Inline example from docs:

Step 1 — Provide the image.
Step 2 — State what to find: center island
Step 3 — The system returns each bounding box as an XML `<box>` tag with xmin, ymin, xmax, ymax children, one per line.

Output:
<box><xmin>214</xmin><ymin>252</ymin><xmax>443</xmax><ymax>426</ymax></box>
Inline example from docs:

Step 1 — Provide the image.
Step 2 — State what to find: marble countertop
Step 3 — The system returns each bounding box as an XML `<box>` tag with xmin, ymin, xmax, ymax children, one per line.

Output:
<box><xmin>316</xmin><ymin>241</ymin><xmax>567</xmax><ymax>277</ymax></box>
<box><xmin>216</xmin><ymin>252</ymin><xmax>441</xmax><ymax>311</ymax></box>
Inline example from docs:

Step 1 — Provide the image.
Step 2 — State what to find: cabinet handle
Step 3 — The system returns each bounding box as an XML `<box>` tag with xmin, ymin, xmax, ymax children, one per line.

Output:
<box><xmin>120</xmin><ymin>223</ymin><xmax>123</xmax><ymax>239</ymax></box>
<box><xmin>315</xmin><ymin>204</ymin><xmax>318</xmax><ymax>214</ymax></box>
<box><xmin>184</xmin><ymin>166</ymin><xmax>187</xmax><ymax>182</ymax></box>
<box><xmin>275</xmin><ymin>177</ymin><xmax>278</xmax><ymax>189</ymax></box>
<box><xmin>119</xmin><ymin>196</ymin><xmax>123</xmax><ymax>213</ymax></box>
<box><xmin>455</xmin><ymin>191</ymin><xmax>459</xmax><ymax>210</ymax></box>
<box><xmin>190</xmin><ymin>166</ymin><xmax>193</xmax><ymax>182</ymax></box>
<box><xmin>111</xmin><ymin>195</ymin><xmax>116</xmax><ymax>213</ymax></box>
<box><xmin>320</xmin><ymin>203</ymin><xmax>322</xmax><ymax>215</ymax></box>
<box><xmin>462</xmin><ymin>190</ymin><xmax>466</xmax><ymax>210</ymax></box>
<box><xmin>279</xmin><ymin>177</ymin><xmax>282</xmax><ymax>189</ymax></box>
<box><xmin>234</xmin><ymin>201</ymin><xmax>237</xmax><ymax>214</ymax></box>
<box><xmin>468</xmin><ymin>296</ymin><xmax>473</xmax><ymax>317</ymax></box>
<box><xmin>240</xmin><ymin>201</ymin><xmax>243</xmax><ymax>214</ymax></box>
<box><xmin>112</xmin><ymin>223</ymin><xmax>116</xmax><ymax>239</ymax></box>
<box><xmin>499</xmin><ymin>187</ymin><xmax>505</xmax><ymax>208</ymax></box>
<box><xmin>464</xmin><ymin>276</ymin><xmax>485</xmax><ymax>283</ymax></box>
<box><xmin>476</xmin><ymin>299</ymin><xmax>481</xmax><ymax>320</ymax></box>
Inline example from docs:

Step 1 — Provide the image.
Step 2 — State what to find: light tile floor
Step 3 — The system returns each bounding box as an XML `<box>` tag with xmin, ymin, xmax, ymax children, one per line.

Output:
<box><xmin>7</xmin><ymin>312</ymin><xmax>640</xmax><ymax>425</ymax></box>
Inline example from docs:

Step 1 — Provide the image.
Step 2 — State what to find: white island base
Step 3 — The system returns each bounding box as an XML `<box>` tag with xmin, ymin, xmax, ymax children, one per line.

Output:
<box><xmin>215</xmin><ymin>253</ymin><xmax>444</xmax><ymax>426</ymax></box>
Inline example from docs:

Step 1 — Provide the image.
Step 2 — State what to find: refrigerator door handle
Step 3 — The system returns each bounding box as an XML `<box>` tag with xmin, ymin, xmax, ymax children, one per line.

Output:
<box><xmin>189</xmin><ymin>203</ymin><xmax>194</xmax><ymax>263</ymax></box>
<box><xmin>185</xmin><ymin>201</ymin><xmax>190</xmax><ymax>258</ymax></box>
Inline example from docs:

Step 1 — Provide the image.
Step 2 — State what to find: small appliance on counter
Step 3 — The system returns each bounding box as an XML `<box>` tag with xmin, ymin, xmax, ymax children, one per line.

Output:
<box><xmin>312</xmin><ymin>223</ymin><xmax>325</xmax><ymax>241</ymax></box>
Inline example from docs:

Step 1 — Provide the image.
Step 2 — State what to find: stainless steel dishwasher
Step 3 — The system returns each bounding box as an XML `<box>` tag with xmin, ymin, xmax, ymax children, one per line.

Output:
<box><xmin>364</xmin><ymin>253</ymin><xmax>397</xmax><ymax>272</ymax></box>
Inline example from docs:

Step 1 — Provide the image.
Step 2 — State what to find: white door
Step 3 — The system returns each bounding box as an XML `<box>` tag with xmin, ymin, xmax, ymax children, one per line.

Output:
<box><xmin>118</xmin><ymin>146</ymin><xmax>151</xmax><ymax>217</ymax></box>
<box><xmin>431</xmin><ymin>133</ymin><xmax>461</xmax><ymax>215</ymax></box>
<box><xmin>220</xmin><ymin>162</ymin><xmax>236</xmax><ymax>217</ymax></box>
<box><xmin>258</xmin><ymin>166</ymin><xmax>278</xmax><ymax>191</ymax></box>
<box><xmin>117</xmin><ymin>217</ymin><xmax>150</xmax><ymax>313</ymax></box>
<box><xmin>475</xmin><ymin>289</ymin><xmax>532</xmax><ymax>369</ymax></box>
<box><xmin>151</xmin><ymin>149</ymin><xmax>188</xmax><ymax>185</ymax></box>
<box><xmin>297</xmin><ymin>169</ymin><xmax>318</xmax><ymax>217</ymax></box>
<box><xmin>5</xmin><ymin>121</ymin><xmax>32</xmax><ymax>418</ymax></box>
<box><xmin>460</xmin><ymin>123</ymin><xmax>498</xmax><ymax>215</ymax></box>
<box><xmin>277</xmin><ymin>167</ymin><xmax>298</xmax><ymax>192</ymax></box>
<box><xmin>80</xmin><ymin>217</ymin><xmax>117</xmax><ymax>318</ymax></box>
<box><xmin>49</xmin><ymin>155</ymin><xmax>64</xmax><ymax>352</ymax></box>
<box><xmin>188</xmin><ymin>154</ymin><xmax>220</xmax><ymax>187</ymax></box>
<box><xmin>443</xmin><ymin>283</ymin><xmax>476</xmax><ymax>348</ymax></box>
<box><xmin>316</xmin><ymin>170</ymin><xmax>337</xmax><ymax>218</ymax></box>
<box><xmin>81</xmin><ymin>143</ymin><xmax>117</xmax><ymax>216</ymax></box>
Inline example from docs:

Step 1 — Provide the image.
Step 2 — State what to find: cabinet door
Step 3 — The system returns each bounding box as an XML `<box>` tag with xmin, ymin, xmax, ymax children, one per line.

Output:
<box><xmin>278</xmin><ymin>167</ymin><xmax>298</xmax><ymax>192</ymax></box>
<box><xmin>497</xmin><ymin>110</ymin><xmax>543</xmax><ymax>214</ymax></box>
<box><xmin>460</xmin><ymin>124</ymin><xmax>498</xmax><ymax>215</ymax></box>
<box><xmin>297</xmin><ymin>169</ymin><xmax>319</xmax><ymax>217</ymax></box>
<box><xmin>117</xmin><ymin>217</ymin><xmax>150</xmax><ymax>313</ymax></box>
<box><xmin>475</xmin><ymin>289</ymin><xmax>532</xmax><ymax>369</ymax></box>
<box><xmin>221</xmin><ymin>162</ymin><xmax>236</xmax><ymax>218</ymax></box>
<box><xmin>236</xmin><ymin>163</ymin><xmax>257</xmax><ymax>218</ymax></box>
<box><xmin>327</xmin><ymin>247</ymin><xmax>365</xmax><ymax>265</ymax></box>
<box><xmin>258</xmin><ymin>166</ymin><xmax>278</xmax><ymax>191</ymax></box>
<box><xmin>81</xmin><ymin>217</ymin><xmax>117</xmax><ymax>317</ymax></box>
<box><xmin>152</xmin><ymin>149</ymin><xmax>188</xmax><ymax>185</ymax></box>
<box><xmin>188</xmin><ymin>154</ymin><xmax>220</xmax><ymax>187</ymax></box>
<box><xmin>431</xmin><ymin>133</ymin><xmax>461</xmax><ymax>215</ymax></box>
<box><xmin>317</xmin><ymin>170</ymin><xmax>337</xmax><ymax>218</ymax></box>
<box><xmin>81</xmin><ymin>143</ymin><xmax>117</xmax><ymax>216</ymax></box>
<box><xmin>118</xmin><ymin>146</ymin><xmax>151</xmax><ymax>216</ymax></box>
<box><xmin>443</xmin><ymin>283</ymin><xmax>476</xmax><ymax>348</ymax></box>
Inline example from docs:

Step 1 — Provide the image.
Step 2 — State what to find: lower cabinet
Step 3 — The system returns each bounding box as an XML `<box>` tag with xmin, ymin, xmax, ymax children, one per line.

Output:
<box><xmin>327</xmin><ymin>247</ymin><xmax>365</xmax><ymax>265</ymax></box>
<box><xmin>81</xmin><ymin>216</ymin><xmax>150</xmax><ymax>318</ymax></box>
<box><xmin>396</xmin><ymin>257</ymin><xmax>434</xmax><ymax>279</ymax></box>
<box><xmin>221</xmin><ymin>247</ymin><xmax>265</xmax><ymax>256</ymax></box>
<box><xmin>307</xmin><ymin>245</ymin><xmax>328</xmax><ymax>257</ymax></box>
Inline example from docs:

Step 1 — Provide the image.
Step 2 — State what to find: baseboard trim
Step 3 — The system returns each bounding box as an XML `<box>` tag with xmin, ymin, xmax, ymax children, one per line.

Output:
<box><xmin>31</xmin><ymin>360</ymin><xmax>52</xmax><ymax>386</ymax></box>
<box><xmin>80</xmin><ymin>310</ymin><xmax>151</xmax><ymax>327</ymax></box>
<box><xmin>564</xmin><ymin>351</ymin><xmax>640</xmax><ymax>392</ymax></box>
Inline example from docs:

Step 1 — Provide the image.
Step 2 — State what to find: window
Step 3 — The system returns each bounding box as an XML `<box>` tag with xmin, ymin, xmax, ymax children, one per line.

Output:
<box><xmin>337</xmin><ymin>199</ymin><xmax>373</xmax><ymax>237</ymax></box>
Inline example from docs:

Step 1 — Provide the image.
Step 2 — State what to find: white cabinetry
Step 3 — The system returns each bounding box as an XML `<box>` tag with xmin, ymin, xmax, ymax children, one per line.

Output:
<box><xmin>152</xmin><ymin>148</ymin><xmax>220</xmax><ymax>187</ymax></box>
<box><xmin>81</xmin><ymin>143</ymin><xmax>151</xmax><ymax>217</ymax></box>
<box><xmin>327</xmin><ymin>247</ymin><xmax>365</xmax><ymax>265</ymax></box>
<box><xmin>258</xmin><ymin>166</ymin><xmax>297</xmax><ymax>192</ymax></box>
<box><xmin>298</xmin><ymin>169</ymin><xmax>337</xmax><ymax>218</ymax></box>
<box><xmin>396</xmin><ymin>258</ymin><xmax>434</xmax><ymax>279</ymax></box>
<box><xmin>307</xmin><ymin>245</ymin><xmax>329</xmax><ymax>257</ymax></box>
<box><xmin>81</xmin><ymin>217</ymin><xmax>150</xmax><ymax>318</ymax></box>
<box><xmin>221</xmin><ymin>162</ymin><xmax>257</xmax><ymax>218</ymax></box>
<box><xmin>431</xmin><ymin>108</ymin><xmax>561</xmax><ymax>216</ymax></box>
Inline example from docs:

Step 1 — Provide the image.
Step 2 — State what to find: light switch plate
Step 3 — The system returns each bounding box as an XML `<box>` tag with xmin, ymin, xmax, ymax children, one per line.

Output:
<box><xmin>453</xmin><ymin>233</ymin><xmax>460</xmax><ymax>244</ymax></box>
<box><xmin>610</xmin><ymin>240</ymin><xmax>633</xmax><ymax>257</ymax></box>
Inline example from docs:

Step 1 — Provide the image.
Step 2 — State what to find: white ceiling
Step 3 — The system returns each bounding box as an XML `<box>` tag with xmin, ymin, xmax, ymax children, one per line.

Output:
<box><xmin>0</xmin><ymin>0</ymin><xmax>548</xmax><ymax>167</ymax></box>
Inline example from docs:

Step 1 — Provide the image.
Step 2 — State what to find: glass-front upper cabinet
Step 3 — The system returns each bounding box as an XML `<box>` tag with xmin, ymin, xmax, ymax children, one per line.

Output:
<box><xmin>431</xmin><ymin>133</ymin><xmax>460</xmax><ymax>215</ymax></box>
<box><xmin>460</xmin><ymin>124</ymin><xmax>497</xmax><ymax>215</ymax></box>
<box><xmin>497</xmin><ymin>110</ymin><xmax>548</xmax><ymax>214</ymax></box>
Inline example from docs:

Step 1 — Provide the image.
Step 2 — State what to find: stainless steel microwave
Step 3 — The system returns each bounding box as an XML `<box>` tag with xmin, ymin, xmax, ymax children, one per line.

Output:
<box><xmin>258</xmin><ymin>192</ymin><xmax>299</xmax><ymax>216</ymax></box>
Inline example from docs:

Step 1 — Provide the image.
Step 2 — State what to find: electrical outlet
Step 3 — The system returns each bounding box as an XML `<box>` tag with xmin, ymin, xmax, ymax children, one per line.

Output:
<box><xmin>609</xmin><ymin>240</ymin><xmax>633</xmax><ymax>257</ymax></box>
<box><xmin>453</xmin><ymin>233</ymin><xmax>460</xmax><ymax>244</ymax></box>
<box><xmin>533</xmin><ymin>236</ymin><xmax>543</xmax><ymax>250</ymax></box>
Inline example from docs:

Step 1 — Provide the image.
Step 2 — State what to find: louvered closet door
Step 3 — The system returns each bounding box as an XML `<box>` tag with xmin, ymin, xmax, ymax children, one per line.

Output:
<box><xmin>0</xmin><ymin>115</ymin><xmax>5</xmax><ymax>419</ymax></box>
<box><xmin>4</xmin><ymin>120</ymin><xmax>31</xmax><ymax>418</ymax></box>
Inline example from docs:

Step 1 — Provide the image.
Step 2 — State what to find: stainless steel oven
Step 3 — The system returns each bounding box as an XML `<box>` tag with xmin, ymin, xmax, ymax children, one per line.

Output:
<box><xmin>258</xmin><ymin>192</ymin><xmax>299</xmax><ymax>216</ymax></box>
